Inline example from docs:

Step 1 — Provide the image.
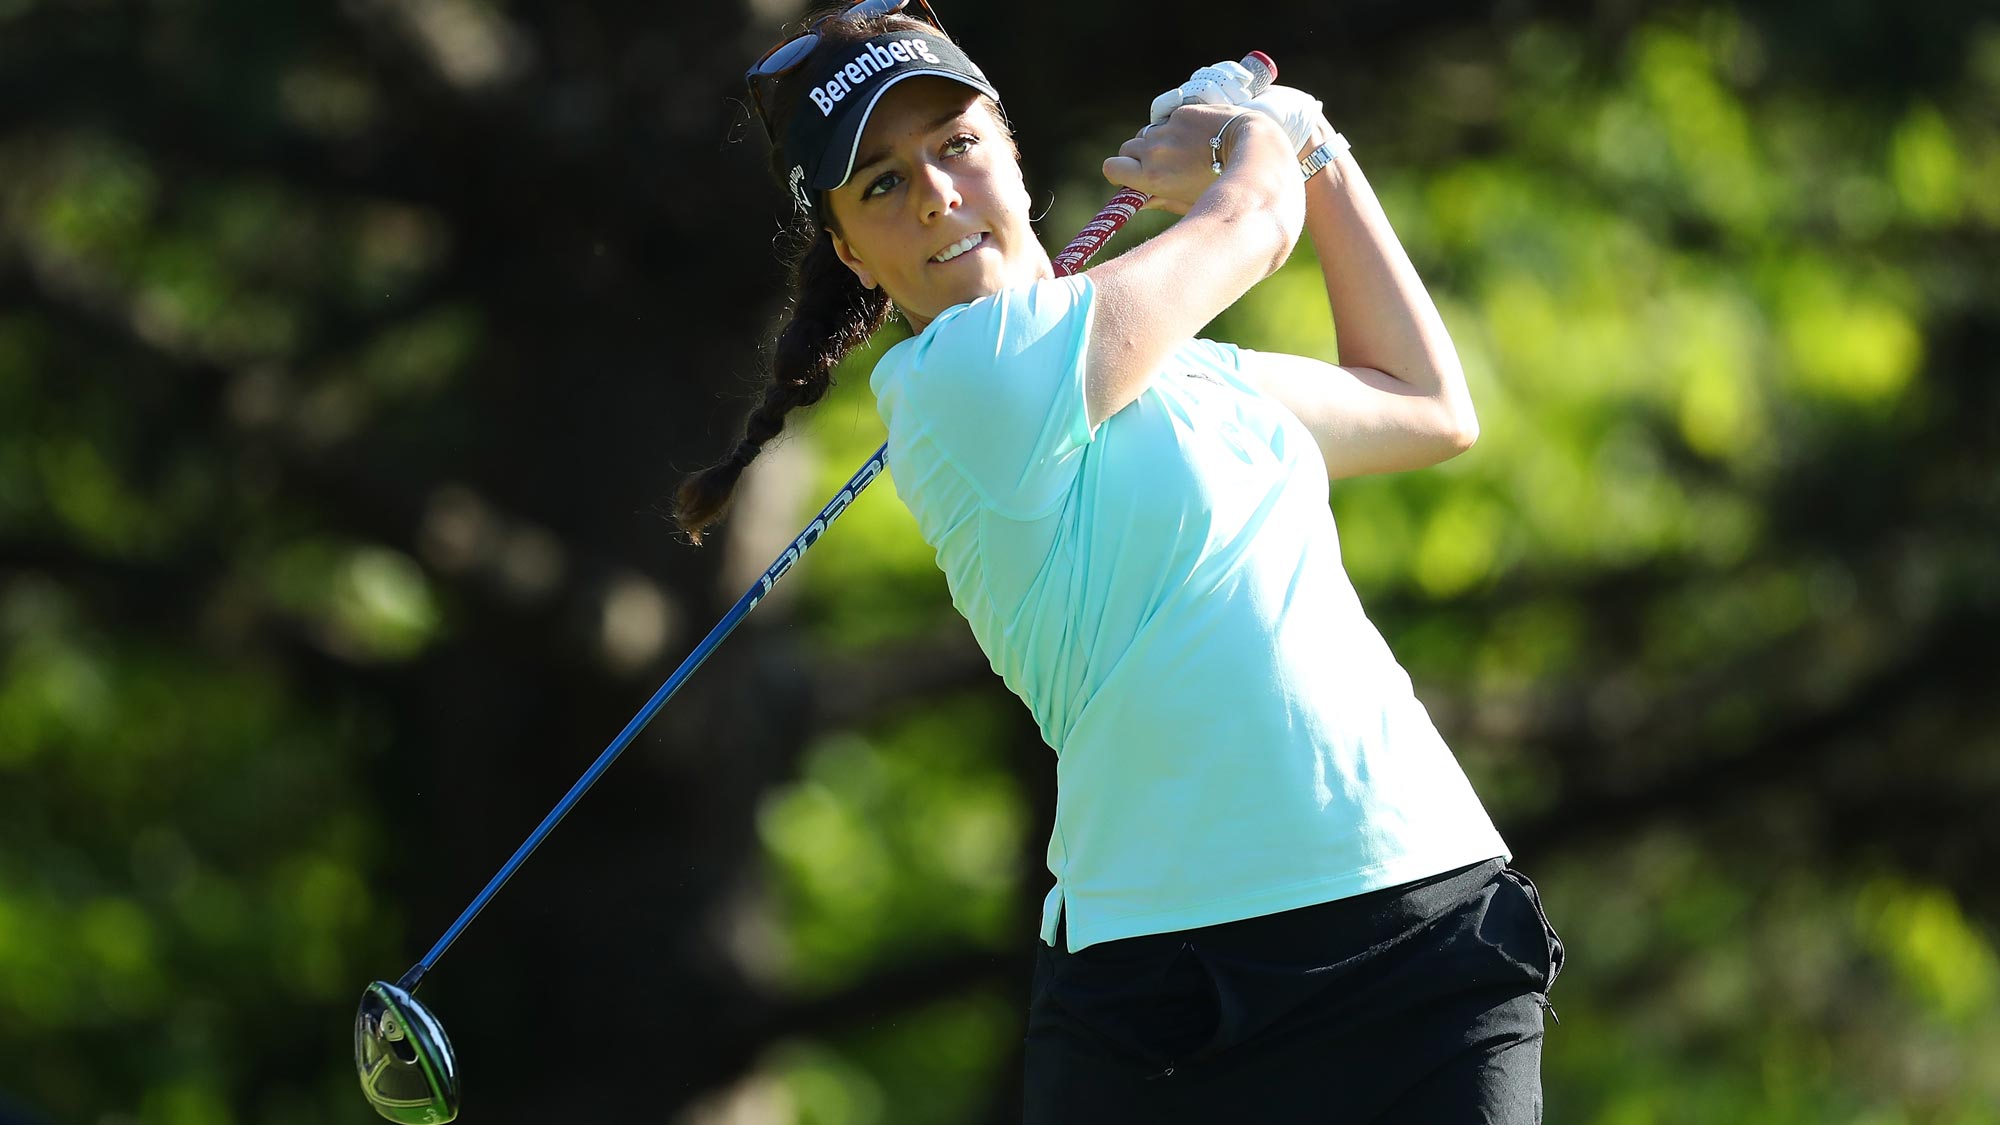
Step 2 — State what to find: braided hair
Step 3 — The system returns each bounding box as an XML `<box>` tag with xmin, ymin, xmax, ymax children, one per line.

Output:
<box><xmin>672</xmin><ymin>226</ymin><xmax>892</xmax><ymax>544</ymax></box>
<box><xmin>673</xmin><ymin>9</ymin><xmax>926</xmax><ymax>544</ymax></box>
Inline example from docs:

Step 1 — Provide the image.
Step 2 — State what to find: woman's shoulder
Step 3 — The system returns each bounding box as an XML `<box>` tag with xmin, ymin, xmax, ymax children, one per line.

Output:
<box><xmin>930</xmin><ymin>275</ymin><xmax>1092</xmax><ymax>356</ymax></box>
<box><xmin>870</xmin><ymin>273</ymin><xmax>1103</xmax><ymax>478</ymax></box>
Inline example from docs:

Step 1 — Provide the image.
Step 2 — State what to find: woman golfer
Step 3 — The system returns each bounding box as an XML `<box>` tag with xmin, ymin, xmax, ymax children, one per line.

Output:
<box><xmin>680</xmin><ymin>2</ymin><xmax>1564</xmax><ymax>1119</ymax></box>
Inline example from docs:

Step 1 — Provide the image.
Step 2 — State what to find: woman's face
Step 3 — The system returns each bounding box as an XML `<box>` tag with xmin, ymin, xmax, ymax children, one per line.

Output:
<box><xmin>825</xmin><ymin>77</ymin><xmax>1049</xmax><ymax>332</ymax></box>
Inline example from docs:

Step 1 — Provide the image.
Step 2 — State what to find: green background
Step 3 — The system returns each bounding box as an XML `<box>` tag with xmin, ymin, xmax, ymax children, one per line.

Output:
<box><xmin>3</xmin><ymin>0</ymin><xmax>1997</xmax><ymax>1120</ymax></box>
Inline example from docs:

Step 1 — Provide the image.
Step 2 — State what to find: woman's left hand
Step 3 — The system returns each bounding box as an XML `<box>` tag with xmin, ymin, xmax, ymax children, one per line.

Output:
<box><xmin>1107</xmin><ymin>102</ymin><xmax>1287</xmax><ymax>215</ymax></box>
<box><xmin>1150</xmin><ymin>61</ymin><xmax>1330</xmax><ymax>157</ymax></box>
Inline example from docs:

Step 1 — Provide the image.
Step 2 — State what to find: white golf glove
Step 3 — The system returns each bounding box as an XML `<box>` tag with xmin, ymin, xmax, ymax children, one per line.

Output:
<box><xmin>1149</xmin><ymin>60</ymin><xmax>1328</xmax><ymax>154</ymax></box>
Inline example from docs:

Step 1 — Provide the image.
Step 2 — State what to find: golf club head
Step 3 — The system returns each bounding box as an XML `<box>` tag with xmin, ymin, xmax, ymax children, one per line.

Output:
<box><xmin>355</xmin><ymin>980</ymin><xmax>460</xmax><ymax>1123</ymax></box>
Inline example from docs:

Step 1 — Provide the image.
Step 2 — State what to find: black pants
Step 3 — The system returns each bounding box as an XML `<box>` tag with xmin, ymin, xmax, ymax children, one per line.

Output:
<box><xmin>1023</xmin><ymin>860</ymin><xmax>1564</xmax><ymax>1123</ymax></box>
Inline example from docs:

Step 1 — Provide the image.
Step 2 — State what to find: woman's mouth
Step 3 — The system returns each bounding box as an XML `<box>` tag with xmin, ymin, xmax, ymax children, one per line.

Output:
<box><xmin>931</xmin><ymin>232</ymin><xmax>988</xmax><ymax>263</ymax></box>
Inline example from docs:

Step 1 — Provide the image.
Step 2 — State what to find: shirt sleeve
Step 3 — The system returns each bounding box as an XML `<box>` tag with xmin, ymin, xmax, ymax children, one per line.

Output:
<box><xmin>874</xmin><ymin>275</ymin><xmax>1097</xmax><ymax>519</ymax></box>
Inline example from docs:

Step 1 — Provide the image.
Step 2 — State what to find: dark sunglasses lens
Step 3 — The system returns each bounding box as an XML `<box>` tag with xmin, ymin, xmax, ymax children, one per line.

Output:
<box><xmin>752</xmin><ymin>0</ymin><xmax>936</xmax><ymax>84</ymax></box>
<box><xmin>752</xmin><ymin>32</ymin><xmax>819</xmax><ymax>79</ymax></box>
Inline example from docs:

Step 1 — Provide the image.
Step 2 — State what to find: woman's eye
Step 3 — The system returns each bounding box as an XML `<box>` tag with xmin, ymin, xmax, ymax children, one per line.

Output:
<box><xmin>859</xmin><ymin>135</ymin><xmax>975</xmax><ymax>200</ymax></box>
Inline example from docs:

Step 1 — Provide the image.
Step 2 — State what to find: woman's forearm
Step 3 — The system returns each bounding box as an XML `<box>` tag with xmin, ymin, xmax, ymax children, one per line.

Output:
<box><xmin>1302</xmin><ymin>131</ymin><xmax>1477</xmax><ymax>439</ymax></box>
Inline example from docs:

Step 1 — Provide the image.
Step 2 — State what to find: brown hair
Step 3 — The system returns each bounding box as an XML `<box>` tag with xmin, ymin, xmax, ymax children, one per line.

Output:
<box><xmin>672</xmin><ymin>7</ymin><xmax>934</xmax><ymax>544</ymax></box>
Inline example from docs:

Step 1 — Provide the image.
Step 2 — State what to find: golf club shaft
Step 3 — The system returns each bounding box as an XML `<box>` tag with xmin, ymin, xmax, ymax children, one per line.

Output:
<box><xmin>396</xmin><ymin>162</ymin><xmax>1158</xmax><ymax>991</ymax></box>
<box><xmin>397</xmin><ymin>443</ymin><xmax>884</xmax><ymax>990</ymax></box>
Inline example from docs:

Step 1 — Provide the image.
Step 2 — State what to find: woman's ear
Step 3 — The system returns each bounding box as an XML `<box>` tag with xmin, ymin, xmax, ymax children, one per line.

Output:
<box><xmin>828</xmin><ymin>229</ymin><xmax>878</xmax><ymax>291</ymax></box>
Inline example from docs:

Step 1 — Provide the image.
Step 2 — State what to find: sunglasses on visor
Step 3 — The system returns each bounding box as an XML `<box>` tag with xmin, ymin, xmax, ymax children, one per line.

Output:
<box><xmin>744</xmin><ymin>0</ymin><xmax>946</xmax><ymax>141</ymax></box>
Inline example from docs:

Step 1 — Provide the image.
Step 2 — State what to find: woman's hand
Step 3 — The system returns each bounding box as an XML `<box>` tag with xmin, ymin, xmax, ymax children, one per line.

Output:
<box><xmin>1103</xmin><ymin>103</ymin><xmax>1300</xmax><ymax>216</ymax></box>
<box><xmin>1080</xmin><ymin>103</ymin><xmax>1304</xmax><ymax>428</ymax></box>
<box><xmin>1149</xmin><ymin>61</ymin><xmax>1331</xmax><ymax>157</ymax></box>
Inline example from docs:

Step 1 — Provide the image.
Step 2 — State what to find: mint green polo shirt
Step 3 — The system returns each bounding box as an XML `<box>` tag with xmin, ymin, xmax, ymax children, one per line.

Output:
<box><xmin>869</xmin><ymin>274</ymin><xmax>1508</xmax><ymax>952</ymax></box>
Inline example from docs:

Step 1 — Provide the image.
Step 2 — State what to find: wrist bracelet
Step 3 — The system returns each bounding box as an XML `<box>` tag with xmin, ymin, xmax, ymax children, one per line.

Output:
<box><xmin>1210</xmin><ymin>112</ymin><xmax>1252</xmax><ymax>175</ymax></box>
<box><xmin>1299</xmin><ymin>133</ymin><xmax>1351</xmax><ymax>180</ymax></box>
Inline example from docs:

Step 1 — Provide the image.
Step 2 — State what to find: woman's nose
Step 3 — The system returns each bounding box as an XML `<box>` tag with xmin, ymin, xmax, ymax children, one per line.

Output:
<box><xmin>912</xmin><ymin>163</ymin><xmax>961</xmax><ymax>221</ymax></box>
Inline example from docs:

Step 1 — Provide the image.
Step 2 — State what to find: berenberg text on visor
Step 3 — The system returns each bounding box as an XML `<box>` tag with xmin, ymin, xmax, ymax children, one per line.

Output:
<box><xmin>809</xmin><ymin>38</ymin><xmax>945</xmax><ymax>115</ymax></box>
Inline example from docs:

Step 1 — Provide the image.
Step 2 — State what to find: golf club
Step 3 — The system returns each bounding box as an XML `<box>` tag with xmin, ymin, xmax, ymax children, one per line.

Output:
<box><xmin>353</xmin><ymin>49</ymin><xmax>1275</xmax><ymax>1122</ymax></box>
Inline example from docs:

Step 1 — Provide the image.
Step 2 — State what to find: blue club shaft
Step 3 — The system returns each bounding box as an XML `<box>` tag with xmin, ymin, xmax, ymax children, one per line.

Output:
<box><xmin>399</xmin><ymin>446</ymin><xmax>887</xmax><ymax>991</ymax></box>
<box><xmin>393</xmin><ymin>178</ymin><xmax>1130</xmax><ymax>992</ymax></box>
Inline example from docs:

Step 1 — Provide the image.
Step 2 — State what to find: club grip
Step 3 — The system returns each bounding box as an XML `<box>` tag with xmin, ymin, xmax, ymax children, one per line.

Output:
<box><xmin>1240</xmin><ymin>50</ymin><xmax>1277</xmax><ymax>94</ymax></box>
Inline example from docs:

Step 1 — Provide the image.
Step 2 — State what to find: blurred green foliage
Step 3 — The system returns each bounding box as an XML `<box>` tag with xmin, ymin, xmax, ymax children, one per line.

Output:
<box><xmin>3</xmin><ymin>0</ymin><xmax>1998</xmax><ymax>1122</ymax></box>
<box><xmin>757</xmin><ymin>696</ymin><xmax>1024</xmax><ymax>990</ymax></box>
<box><xmin>0</xmin><ymin>578</ymin><xmax>400</xmax><ymax>1122</ymax></box>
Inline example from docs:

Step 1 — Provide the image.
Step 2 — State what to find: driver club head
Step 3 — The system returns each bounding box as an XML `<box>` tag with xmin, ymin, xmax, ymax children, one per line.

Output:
<box><xmin>355</xmin><ymin>980</ymin><xmax>460</xmax><ymax>1123</ymax></box>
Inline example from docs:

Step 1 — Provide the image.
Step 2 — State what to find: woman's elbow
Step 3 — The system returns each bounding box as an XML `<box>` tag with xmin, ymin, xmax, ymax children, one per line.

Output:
<box><xmin>1432</xmin><ymin>398</ymin><xmax>1478</xmax><ymax>460</ymax></box>
<box><xmin>1259</xmin><ymin>207</ymin><xmax>1301</xmax><ymax>279</ymax></box>
<box><xmin>1447</xmin><ymin>411</ymin><xmax>1479</xmax><ymax>455</ymax></box>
